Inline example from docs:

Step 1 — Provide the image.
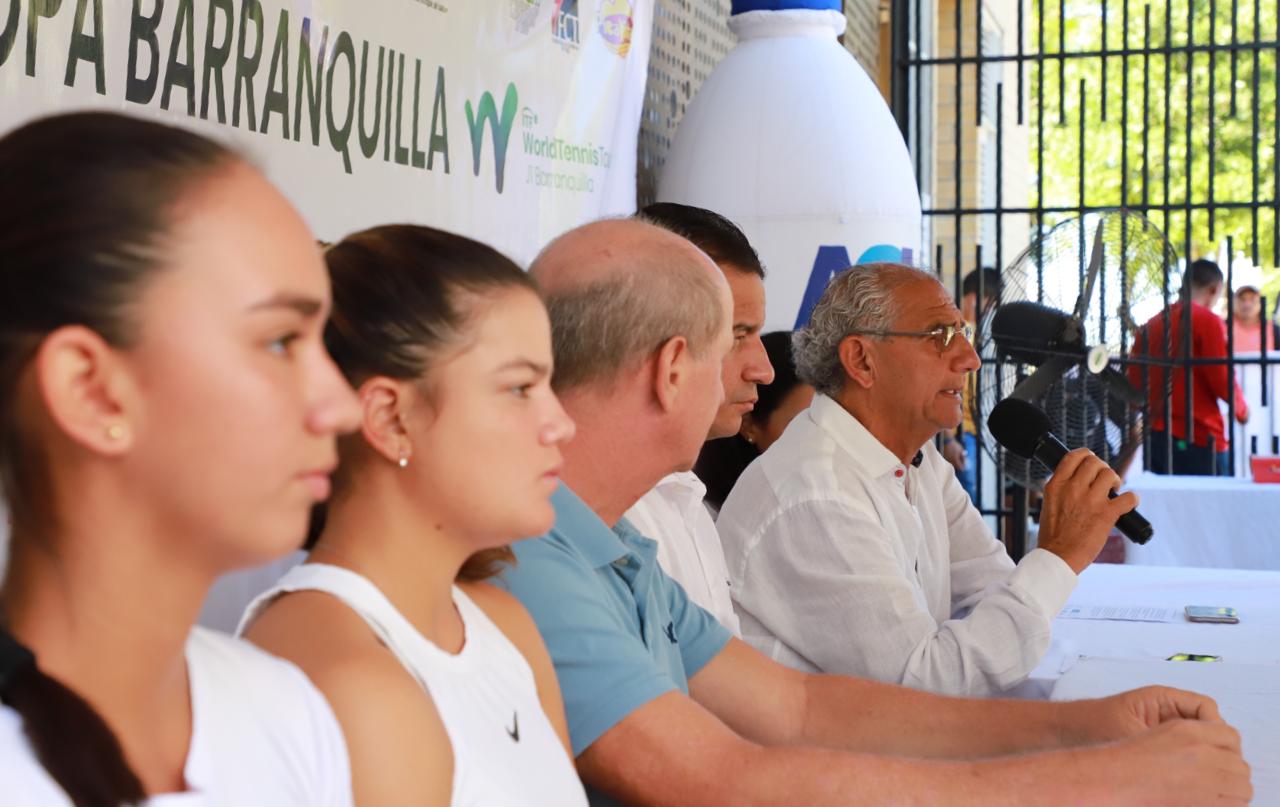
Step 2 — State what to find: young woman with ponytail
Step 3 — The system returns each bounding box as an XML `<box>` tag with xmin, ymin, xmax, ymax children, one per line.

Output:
<box><xmin>0</xmin><ymin>112</ymin><xmax>359</xmax><ymax>806</ymax></box>
<box><xmin>240</xmin><ymin>225</ymin><xmax>587</xmax><ymax>805</ymax></box>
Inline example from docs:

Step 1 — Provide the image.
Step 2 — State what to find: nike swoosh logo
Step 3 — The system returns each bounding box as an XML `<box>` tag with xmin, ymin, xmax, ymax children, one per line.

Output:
<box><xmin>506</xmin><ymin>710</ymin><xmax>519</xmax><ymax>742</ymax></box>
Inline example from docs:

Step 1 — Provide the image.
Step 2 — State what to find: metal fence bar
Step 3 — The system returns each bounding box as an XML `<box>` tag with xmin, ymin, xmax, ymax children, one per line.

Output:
<box><xmin>919</xmin><ymin>200</ymin><xmax>1280</xmax><ymax>216</ymax></box>
<box><xmin>904</xmin><ymin>39</ymin><xmax>1280</xmax><ymax>67</ymax></box>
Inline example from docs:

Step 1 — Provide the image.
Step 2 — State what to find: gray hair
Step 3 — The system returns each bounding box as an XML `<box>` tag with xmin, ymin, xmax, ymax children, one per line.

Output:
<box><xmin>793</xmin><ymin>262</ymin><xmax>940</xmax><ymax>397</ymax></box>
<box><xmin>540</xmin><ymin>247</ymin><xmax>726</xmax><ymax>392</ymax></box>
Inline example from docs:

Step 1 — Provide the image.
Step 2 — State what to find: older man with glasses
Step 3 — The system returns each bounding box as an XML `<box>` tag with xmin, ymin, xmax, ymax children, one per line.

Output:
<box><xmin>718</xmin><ymin>263</ymin><xmax>1136</xmax><ymax>697</ymax></box>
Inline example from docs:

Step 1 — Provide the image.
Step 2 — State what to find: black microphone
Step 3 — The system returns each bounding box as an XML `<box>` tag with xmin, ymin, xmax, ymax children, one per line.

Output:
<box><xmin>987</xmin><ymin>397</ymin><xmax>1153</xmax><ymax>545</ymax></box>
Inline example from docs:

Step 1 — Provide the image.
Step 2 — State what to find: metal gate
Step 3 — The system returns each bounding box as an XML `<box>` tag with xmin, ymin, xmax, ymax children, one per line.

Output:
<box><xmin>891</xmin><ymin>0</ymin><xmax>1279</xmax><ymax>554</ymax></box>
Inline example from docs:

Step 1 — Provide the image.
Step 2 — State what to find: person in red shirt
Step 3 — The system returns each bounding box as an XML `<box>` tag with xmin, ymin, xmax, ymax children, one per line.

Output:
<box><xmin>1129</xmin><ymin>259</ymin><xmax>1249</xmax><ymax>475</ymax></box>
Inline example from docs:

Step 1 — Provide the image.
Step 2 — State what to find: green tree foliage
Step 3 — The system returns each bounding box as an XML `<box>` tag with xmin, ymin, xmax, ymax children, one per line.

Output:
<box><xmin>1033</xmin><ymin>0</ymin><xmax>1280</xmax><ymax>312</ymax></box>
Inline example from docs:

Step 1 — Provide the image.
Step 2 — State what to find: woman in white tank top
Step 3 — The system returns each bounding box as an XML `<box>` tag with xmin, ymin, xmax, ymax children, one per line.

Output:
<box><xmin>240</xmin><ymin>225</ymin><xmax>587</xmax><ymax>805</ymax></box>
<box><xmin>0</xmin><ymin>112</ymin><xmax>360</xmax><ymax>805</ymax></box>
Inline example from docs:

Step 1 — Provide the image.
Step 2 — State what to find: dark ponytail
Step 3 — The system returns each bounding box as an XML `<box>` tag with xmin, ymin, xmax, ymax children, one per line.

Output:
<box><xmin>1</xmin><ymin>622</ymin><xmax>145</xmax><ymax>806</ymax></box>
<box><xmin>0</xmin><ymin>112</ymin><xmax>236</xmax><ymax>805</ymax></box>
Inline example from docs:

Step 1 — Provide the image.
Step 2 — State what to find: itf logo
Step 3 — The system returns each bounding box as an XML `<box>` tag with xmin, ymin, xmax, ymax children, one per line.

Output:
<box><xmin>793</xmin><ymin>245</ymin><xmax>916</xmax><ymax>328</ymax></box>
<box><xmin>552</xmin><ymin>0</ymin><xmax>581</xmax><ymax>48</ymax></box>
<box><xmin>465</xmin><ymin>84</ymin><xmax>519</xmax><ymax>193</ymax></box>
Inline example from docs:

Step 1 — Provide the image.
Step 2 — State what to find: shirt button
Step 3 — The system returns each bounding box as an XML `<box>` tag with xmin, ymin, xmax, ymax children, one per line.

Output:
<box><xmin>894</xmin><ymin>469</ymin><xmax>905</xmax><ymax>478</ymax></box>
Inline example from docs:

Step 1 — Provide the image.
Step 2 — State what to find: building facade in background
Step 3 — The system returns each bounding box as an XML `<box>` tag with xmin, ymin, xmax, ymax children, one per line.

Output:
<box><xmin>926</xmin><ymin>0</ymin><xmax>1030</xmax><ymax>284</ymax></box>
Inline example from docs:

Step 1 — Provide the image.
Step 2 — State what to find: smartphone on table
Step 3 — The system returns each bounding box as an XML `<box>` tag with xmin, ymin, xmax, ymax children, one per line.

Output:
<box><xmin>1184</xmin><ymin>606</ymin><xmax>1239</xmax><ymax>624</ymax></box>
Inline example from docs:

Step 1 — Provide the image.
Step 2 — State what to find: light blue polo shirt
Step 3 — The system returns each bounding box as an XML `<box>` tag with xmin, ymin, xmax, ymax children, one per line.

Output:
<box><xmin>500</xmin><ymin>484</ymin><xmax>732</xmax><ymax>761</ymax></box>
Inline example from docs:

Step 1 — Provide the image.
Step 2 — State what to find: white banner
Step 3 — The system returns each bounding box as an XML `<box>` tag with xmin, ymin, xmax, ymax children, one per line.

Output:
<box><xmin>0</xmin><ymin>0</ymin><xmax>652</xmax><ymax>263</ymax></box>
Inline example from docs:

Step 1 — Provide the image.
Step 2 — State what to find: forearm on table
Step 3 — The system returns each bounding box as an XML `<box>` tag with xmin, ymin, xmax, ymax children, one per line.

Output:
<box><xmin>797</xmin><ymin>673</ymin><xmax>1076</xmax><ymax>758</ymax></box>
<box><xmin>713</xmin><ymin>743</ymin><xmax>1081</xmax><ymax>807</ymax></box>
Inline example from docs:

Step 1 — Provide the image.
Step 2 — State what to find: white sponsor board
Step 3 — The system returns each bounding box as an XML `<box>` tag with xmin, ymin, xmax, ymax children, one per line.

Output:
<box><xmin>0</xmin><ymin>0</ymin><xmax>651</xmax><ymax>261</ymax></box>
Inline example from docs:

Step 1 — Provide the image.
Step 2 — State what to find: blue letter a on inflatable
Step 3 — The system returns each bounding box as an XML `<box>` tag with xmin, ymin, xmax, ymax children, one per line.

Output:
<box><xmin>793</xmin><ymin>246</ymin><xmax>852</xmax><ymax>329</ymax></box>
<box><xmin>793</xmin><ymin>244</ymin><xmax>912</xmax><ymax>328</ymax></box>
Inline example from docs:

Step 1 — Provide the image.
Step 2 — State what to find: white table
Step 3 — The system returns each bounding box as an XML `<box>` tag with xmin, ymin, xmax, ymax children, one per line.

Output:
<box><xmin>1123</xmin><ymin>472</ymin><xmax>1280</xmax><ymax>570</ymax></box>
<box><xmin>1052</xmin><ymin>658</ymin><xmax>1280</xmax><ymax>805</ymax></box>
<box><xmin>1013</xmin><ymin>564</ymin><xmax>1280</xmax><ymax>804</ymax></box>
<box><xmin>1016</xmin><ymin>563</ymin><xmax>1280</xmax><ymax>698</ymax></box>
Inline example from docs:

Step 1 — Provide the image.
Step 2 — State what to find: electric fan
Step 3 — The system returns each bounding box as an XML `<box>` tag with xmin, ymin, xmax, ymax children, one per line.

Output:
<box><xmin>973</xmin><ymin>210</ymin><xmax>1181</xmax><ymax>489</ymax></box>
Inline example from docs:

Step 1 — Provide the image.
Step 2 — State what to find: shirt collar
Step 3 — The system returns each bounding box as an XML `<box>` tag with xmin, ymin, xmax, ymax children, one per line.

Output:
<box><xmin>550</xmin><ymin>483</ymin><xmax>632</xmax><ymax>569</ymax></box>
<box><xmin>808</xmin><ymin>394</ymin><xmax>922</xmax><ymax>477</ymax></box>
<box><xmin>550</xmin><ymin>483</ymin><xmax>659</xmax><ymax>569</ymax></box>
<box><xmin>652</xmin><ymin>470</ymin><xmax>708</xmax><ymax>501</ymax></box>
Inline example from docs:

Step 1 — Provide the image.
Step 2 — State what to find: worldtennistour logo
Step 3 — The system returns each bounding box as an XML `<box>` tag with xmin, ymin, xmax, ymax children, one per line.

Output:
<box><xmin>465</xmin><ymin>84</ymin><xmax>519</xmax><ymax>193</ymax></box>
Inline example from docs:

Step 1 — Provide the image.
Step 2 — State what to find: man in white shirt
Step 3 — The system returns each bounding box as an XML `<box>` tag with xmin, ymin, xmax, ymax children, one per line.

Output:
<box><xmin>719</xmin><ymin>262</ymin><xmax>1138</xmax><ymax>696</ymax></box>
<box><xmin>623</xmin><ymin>204</ymin><xmax>774</xmax><ymax>634</ymax></box>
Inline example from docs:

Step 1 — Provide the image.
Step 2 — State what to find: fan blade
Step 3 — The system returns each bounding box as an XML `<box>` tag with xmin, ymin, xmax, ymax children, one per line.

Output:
<box><xmin>1071</xmin><ymin>217</ymin><xmax>1106</xmax><ymax>325</ymax></box>
<box><xmin>1099</xmin><ymin>366</ymin><xmax>1145</xmax><ymax>405</ymax></box>
<box><xmin>1008</xmin><ymin>355</ymin><xmax>1076</xmax><ymax>403</ymax></box>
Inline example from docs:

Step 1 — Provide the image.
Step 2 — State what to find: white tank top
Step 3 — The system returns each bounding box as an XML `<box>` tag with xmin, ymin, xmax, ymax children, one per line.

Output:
<box><xmin>239</xmin><ymin>564</ymin><xmax>587</xmax><ymax>807</ymax></box>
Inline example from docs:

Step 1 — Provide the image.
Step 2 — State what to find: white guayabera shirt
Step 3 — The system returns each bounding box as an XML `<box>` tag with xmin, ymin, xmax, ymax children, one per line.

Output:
<box><xmin>624</xmin><ymin>472</ymin><xmax>742</xmax><ymax>637</ymax></box>
<box><xmin>718</xmin><ymin>394</ymin><xmax>1078</xmax><ymax>697</ymax></box>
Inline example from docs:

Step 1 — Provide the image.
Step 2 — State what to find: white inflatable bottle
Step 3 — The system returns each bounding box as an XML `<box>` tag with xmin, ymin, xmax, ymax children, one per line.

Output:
<box><xmin>658</xmin><ymin>0</ymin><xmax>922</xmax><ymax>330</ymax></box>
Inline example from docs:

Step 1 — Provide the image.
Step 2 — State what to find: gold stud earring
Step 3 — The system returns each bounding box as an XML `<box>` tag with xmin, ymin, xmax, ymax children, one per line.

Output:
<box><xmin>106</xmin><ymin>424</ymin><xmax>124</xmax><ymax>441</ymax></box>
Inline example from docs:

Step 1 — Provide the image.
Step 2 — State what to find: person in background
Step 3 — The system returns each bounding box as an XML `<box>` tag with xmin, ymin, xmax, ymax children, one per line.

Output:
<box><xmin>622</xmin><ymin>203</ymin><xmax>774</xmax><ymax>632</ymax></box>
<box><xmin>499</xmin><ymin>220</ymin><xmax>1250</xmax><ymax>806</ymax></box>
<box><xmin>0</xmin><ymin>112</ymin><xmax>359</xmax><ymax>805</ymax></box>
<box><xmin>1129</xmin><ymin>259</ymin><xmax>1249</xmax><ymax>475</ymax></box>
<box><xmin>1231</xmin><ymin>282</ymin><xmax>1278</xmax><ymax>354</ymax></box>
<box><xmin>241</xmin><ymin>226</ymin><xmax>587</xmax><ymax>806</ymax></box>
<box><xmin>942</xmin><ymin>267</ymin><xmax>1002</xmax><ymax>504</ymax></box>
<box><xmin>694</xmin><ymin>330</ymin><xmax>814</xmax><ymax>514</ymax></box>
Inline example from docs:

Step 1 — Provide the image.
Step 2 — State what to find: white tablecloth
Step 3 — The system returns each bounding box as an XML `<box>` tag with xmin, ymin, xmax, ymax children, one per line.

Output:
<box><xmin>1014</xmin><ymin>564</ymin><xmax>1280</xmax><ymax>804</ymax></box>
<box><xmin>1123</xmin><ymin>472</ymin><xmax>1280</xmax><ymax>570</ymax></box>
<box><xmin>1017</xmin><ymin>563</ymin><xmax>1280</xmax><ymax>698</ymax></box>
<box><xmin>1052</xmin><ymin>658</ymin><xmax>1280</xmax><ymax>805</ymax></box>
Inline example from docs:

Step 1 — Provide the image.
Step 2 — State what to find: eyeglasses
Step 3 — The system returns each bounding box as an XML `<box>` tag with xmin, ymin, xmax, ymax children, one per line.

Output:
<box><xmin>849</xmin><ymin>323</ymin><xmax>974</xmax><ymax>354</ymax></box>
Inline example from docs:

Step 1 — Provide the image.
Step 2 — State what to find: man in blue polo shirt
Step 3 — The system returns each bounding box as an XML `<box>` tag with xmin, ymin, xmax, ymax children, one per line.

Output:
<box><xmin>516</xmin><ymin>485</ymin><xmax>732</xmax><ymax>755</ymax></box>
<box><xmin>500</xmin><ymin>218</ymin><xmax>1250</xmax><ymax>806</ymax></box>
